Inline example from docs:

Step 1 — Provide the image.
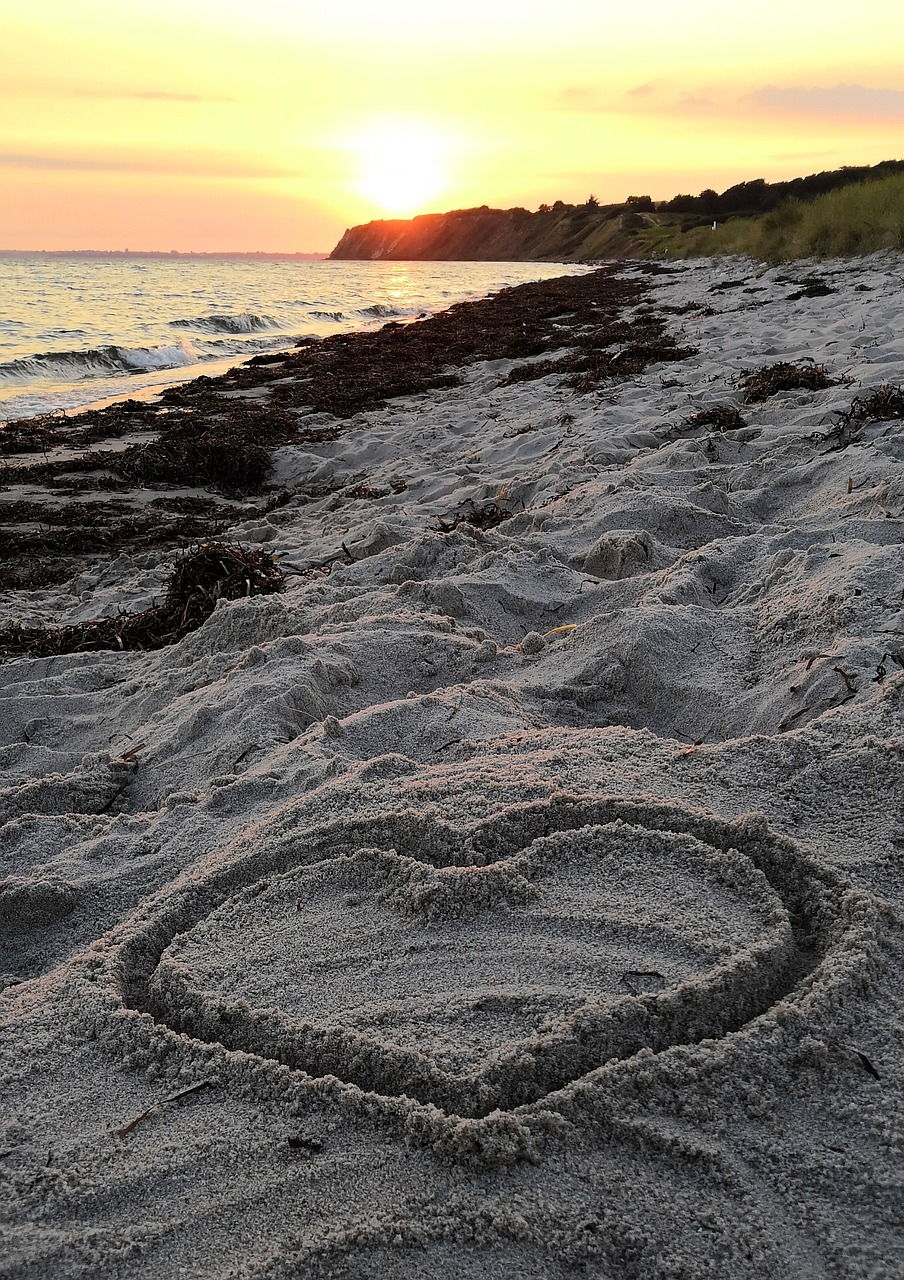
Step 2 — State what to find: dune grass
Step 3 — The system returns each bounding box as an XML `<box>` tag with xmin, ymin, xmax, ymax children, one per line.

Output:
<box><xmin>639</xmin><ymin>172</ymin><xmax>904</xmax><ymax>263</ymax></box>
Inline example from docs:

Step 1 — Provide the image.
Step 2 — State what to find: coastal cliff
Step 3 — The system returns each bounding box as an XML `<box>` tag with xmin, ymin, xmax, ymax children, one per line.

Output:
<box><xmin>329</xmin><ymin>202</ymin><xmax>645</xmax><ymax>261</ymax></box>
<box><xmin>330</xmin><ymin>160</ymin><xmax>904</xmax><ymax>261</ymax></box>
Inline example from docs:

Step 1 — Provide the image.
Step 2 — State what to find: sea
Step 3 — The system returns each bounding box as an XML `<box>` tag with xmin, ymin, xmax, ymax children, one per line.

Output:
<box><xmin>0</xmin><ymin>254</ymin><xmax>587</xmax><ymax>423</ymax></box>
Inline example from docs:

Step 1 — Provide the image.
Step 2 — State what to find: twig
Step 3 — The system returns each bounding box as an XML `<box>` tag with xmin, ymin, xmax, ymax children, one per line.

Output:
<box><xmin>116</xmin><ymin>1079</ymin><xmax>214</xmax><ymax>1139</ymax></box>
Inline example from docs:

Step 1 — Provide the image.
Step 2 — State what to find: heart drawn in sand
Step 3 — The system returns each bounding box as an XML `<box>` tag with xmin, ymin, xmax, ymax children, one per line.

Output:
<box><xmin>145</xmin><ymin>809</ymin><xmax>796</xmax><ymax>1117</ymax></box>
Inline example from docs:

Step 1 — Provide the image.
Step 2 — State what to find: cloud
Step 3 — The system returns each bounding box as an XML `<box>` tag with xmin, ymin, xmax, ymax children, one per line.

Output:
<box><xmin>557</xmin><ymin>82</ymin><xmax>718</xmax><ymax>116</ymax></box>
<box><xmin>0</xmin><ymin>150</ymin><xmax>292</xmax><ymax>179</ymax></box>
<box><xmin>4</xmin><ymin>77</ymin><xmax>235</xmax><ymax>104</ymax></box>
<box><xmin>557</xmin><ymin>80</ymin><xmax>904</xmax><ymax>123</ymax></box>
<box><xmin>557</xmin><ymin>86</ymin><xmax>603</xmax><ymax>109</ymax></box>
<box><xmin>748</xmin><ymin>83</ymin><xmax>904</xmax><ymax>118</ymax></box>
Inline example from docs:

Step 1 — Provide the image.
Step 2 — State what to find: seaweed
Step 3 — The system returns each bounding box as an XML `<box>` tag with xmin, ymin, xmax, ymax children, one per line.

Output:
<box><xmin>0</xmin><ymin>501</ymin><xmax>243</xmax><ymax>592</ymax></box>
<box><xmin>215</xmin><ymin>267</ymin><xmax>647</xmax><ymax>417</ymax></box>
<box><xmin>739</xmin><ymin>360</ymin><xmax>843</xmax><ymax>403</ymax></box>
<box><xmin>0</xmin><ymin>541</ymin><xmax>285</xmax><ymax>660</ymax></box>
<box><xmin>683</xmin><ymin>404</ymin><xmax>749</xmax><ymax>432</ymax></box>
<box><xmin>435</xmin><ymin>486</ymin><xmax>523</xmax><ymax>532</ymax></box>
<box><xmin>834</xmin><ymin>382</ymin><xmax>904</xmax><ymax>428</ymax></box>
<box><xmin>503</xmin><ymin>315</ymin><xmax>696</xmax><ymax>391</ymax></box>
<box><xmin>815</xmin><ymin>383</ymin><xmax>904</xmax><ymax>452</ymax></box>
<box><xmin>0</xmin><ymin>268</ymin><xmax>650</xmax><ymax>591</ymax></box>
<box><xmin>787</xmin><ymin>280</ymin><xmax>836</xmax><ymax>300</ymax></box>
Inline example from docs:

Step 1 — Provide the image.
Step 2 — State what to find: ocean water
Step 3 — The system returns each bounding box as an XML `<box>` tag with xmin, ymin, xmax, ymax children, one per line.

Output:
<box><xmin>0</xmin><ymin>255</ymin><xmax>586</xmax><ymax>422</ymax></box>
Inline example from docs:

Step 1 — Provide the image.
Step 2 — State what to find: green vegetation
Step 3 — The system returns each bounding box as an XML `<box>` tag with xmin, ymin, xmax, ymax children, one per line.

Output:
<box><xmin>638</xmin><ymin>172</ymin><xmax>904</xmax><ymax>263</ymax></box>
<box><xmin>332</xmin><ymin>162</ymin><xmax>904</xmax><ymax>265</ymax></box>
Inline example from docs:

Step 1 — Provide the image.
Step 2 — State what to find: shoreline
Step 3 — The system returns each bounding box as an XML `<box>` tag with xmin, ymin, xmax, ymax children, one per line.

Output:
<box><xmin>0</xmin><ymin>257</ymin><xmax>589</xmax><ymax>430</ymax></box>
<box><xmin>1</xmin><ymin>252</ymin><xmax>902</xmax><ymax>1279</ymax></box>
<box><xmin>0</xmin><ymin>264</ymin><xmax>633</xmax><ymax>596</ymax></box>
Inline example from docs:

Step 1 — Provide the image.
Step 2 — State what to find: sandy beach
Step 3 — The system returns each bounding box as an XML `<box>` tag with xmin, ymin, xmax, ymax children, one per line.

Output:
<box><xmin>1</xmin><ymin>255</ymin><xmax>902</xmax><ymax>1279</ymax></box>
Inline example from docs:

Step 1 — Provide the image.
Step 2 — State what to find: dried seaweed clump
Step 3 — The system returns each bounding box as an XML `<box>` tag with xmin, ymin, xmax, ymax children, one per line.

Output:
<box><xmin>0</xmin><ymin>541</ymin><xmax>284</xmax><ymax>660</ymax></box>
<box><xmin>820</xmin><ymin>382</ymin><xmax>904</xmax><ymax>450</ymax></box>
<box><xmin>835</xmin><ymin>383</ymin><xmax>904</xmax><ymax>428</ymax></box>
<box><xmin>503</xmin><ymin>313</ymin><xmax>697</xmax><ymax>392</ymax></box>
<box><xmin>100</xmin><ymin>399</ymin><xmax>296</xmax><ymax>492</ymax></box>
<box><xmin>436</xmin><ymin>487</ymin><xmax>523</xmax><ymax>532</ymax></box>
<box><xmin>740</xmin><ymin>361</ymin><xmax>841</xmax><ymax>403</ymax></box>
<box><xmin>683</xmin><ymin>404</ymin><xmax>748</xmax><ymax>432</ymax></box>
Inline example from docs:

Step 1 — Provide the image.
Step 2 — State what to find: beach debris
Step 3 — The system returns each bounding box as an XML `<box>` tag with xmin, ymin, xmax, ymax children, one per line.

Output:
<box><xmin>786</xmin><ymin>277</ymin><xmax>836</xmax><ymax>300</ymax></box>
<box><xmin>832</xmin><ymin>665</ymin><xmax>858</xmax><ymax>693</ymax></box>
<box><xmin>216</xmin><ymin>267</ymin><xmax>647</xmax><ymax>418</ymax></box>
<box><xmin>518</xmin><ymin>631</ymin><xmax>546</xmax><ymax>655</ymax></box>
<box><xmin>852</xmin><ymin>1050</ymin><xmax>882</xmax><ymax>1081</ymax></box>
<box><xmin>0</xmin><ymin>497</ymin><xmax>250</xmax><ymax>592</ymax></box>
<box><xmin>0</xmin><ymin>541</ymin><xmax>284</xmax><ymax>660</ymax></box>
<box><xmin>286</xmin><ymin>1135</ymin><xmax>323</xmax><ymax>1154</ymax></box>
<box><xmin>116</xmin><ymin>1079</ymin><xmax>214</xmax><ymax>1140</ymax></box>
<box><xmin>0</xmin><ymin>399</ymin><xmax>160</xmax><ymax>457</ymax></box>
<box><xmin>822</xmin><ymin>382</ymin><xmax>904</xmax><ymax>450</ymax></box>
<box><xmin>99</xmin><ymin>397</ymin><xmax>300</xmax><ymax>492</ymax></box>
<box><xmin>504</xmin><ymin>314</ymin><xmax>697</xmax><ymax>391</ymax></box>
<box><xmin>436</xmin><ymin>484</ymin><xmax>523</xmax><ymax>532</ymax></box>
<box><xmin>682</xmin><ymin>404</ymin><xmax>748</xmax><ymax>432</ymax></box>
<box><xmin>739</xmin><ymin>360</ymin><xmax>843</xmax><ymax>403</ymax></box>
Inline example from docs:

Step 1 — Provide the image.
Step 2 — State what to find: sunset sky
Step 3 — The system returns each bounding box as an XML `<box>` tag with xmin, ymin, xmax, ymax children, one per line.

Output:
<box><xmin>2</xmin><ymin>0</ymin><xmax>902</xmax><ymax>252</ymax></box>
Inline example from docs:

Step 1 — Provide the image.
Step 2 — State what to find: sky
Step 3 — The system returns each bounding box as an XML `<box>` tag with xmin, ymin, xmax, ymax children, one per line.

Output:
<box><xmin>1</xmin><ymin>0</ymin><xmax>902</xmax><ymax>252</ymax></box>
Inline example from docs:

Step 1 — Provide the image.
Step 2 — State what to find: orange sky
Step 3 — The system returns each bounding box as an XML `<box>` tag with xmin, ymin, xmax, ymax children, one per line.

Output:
<box><xmin>2</xmin><ymin>0</ymin><xmax>902</xmax><ymax>251</ymax></box>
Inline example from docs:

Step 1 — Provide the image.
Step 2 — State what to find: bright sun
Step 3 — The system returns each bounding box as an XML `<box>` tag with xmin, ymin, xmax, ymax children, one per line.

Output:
<box><xmin>352</xmin><ymin>118</ymin><xmax>455</xmax><ymax>216</ymax></box>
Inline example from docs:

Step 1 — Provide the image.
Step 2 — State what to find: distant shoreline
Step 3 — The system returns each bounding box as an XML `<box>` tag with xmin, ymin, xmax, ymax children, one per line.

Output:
<box><xmin>0</xmin><ymin>249</ymin><xmax>329</xmax><ymax>261</ymax></box>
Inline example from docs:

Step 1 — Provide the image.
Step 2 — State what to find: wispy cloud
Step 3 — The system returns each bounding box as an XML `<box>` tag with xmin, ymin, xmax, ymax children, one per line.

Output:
<box><xmin>4</xmin><ymin>77</ymin><xmax>236</xmax><ymax>104</ymax></box>
<box><xmin>557</xmin><ymin>82</ymin><xmax>719</xmax><ymax>115</ymax></box>
<box><xmin>0</xmin><ymin>150</ymin><xmax>291</xmax><ymax>179</ymax></box>
<box><xmin>748</xmin><ymin>84</ymin><xmax>904</xmax><ymax>118</ymax></box>
<box><xmin>557</xmin><ymin>80</ymin><xmax>904</xmax><ymax>121</ymax></box>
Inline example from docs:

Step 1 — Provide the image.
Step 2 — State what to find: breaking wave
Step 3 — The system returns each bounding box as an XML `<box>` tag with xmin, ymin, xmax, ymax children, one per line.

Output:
<box><xmin>171</xmin><ymin>312</ymin><xmax>283</xmax><ymax>335</ymax></box>
<box><xmin>0</xmin><ymin>342</ymin><xmax>199</xmax><ymax>385</ymax></box>
<box><xmin>356</xmin><ymin>303</ymin><xmax>407</xmax><ymax>318</ymax></box>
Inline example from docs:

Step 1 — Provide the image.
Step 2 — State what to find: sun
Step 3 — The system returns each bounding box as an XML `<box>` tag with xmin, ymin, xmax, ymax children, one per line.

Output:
<box><xmin>352</xmin><ymin>118</ymin><xmax>456</xmax><ymax>216</ymax></box>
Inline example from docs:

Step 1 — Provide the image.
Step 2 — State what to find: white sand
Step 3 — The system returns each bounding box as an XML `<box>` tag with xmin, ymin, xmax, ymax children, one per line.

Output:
<box><xmin>1</xmin><ymin>254</ymin><xmax>902</xmax><ymax>1279</ymax></box>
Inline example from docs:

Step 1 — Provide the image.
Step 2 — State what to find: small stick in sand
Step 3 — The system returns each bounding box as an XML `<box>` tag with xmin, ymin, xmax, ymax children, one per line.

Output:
<box><xmin>116</xmin><ymin>1079</ymin><xmax>214</xmax><ymax>1140</ymax></box>
<box><xmin>832</xmin><ymin>665</ymin><xmax>858</xmax><ymax>693</ymax></box>
<box><xmin>853</xmin><ymin>1050</ymin><xmax>881</xmax><ymax>1081</ymax></box>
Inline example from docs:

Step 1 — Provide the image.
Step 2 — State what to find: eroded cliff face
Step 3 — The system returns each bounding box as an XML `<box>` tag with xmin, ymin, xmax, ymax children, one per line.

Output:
<box><xmin>330</xmin><ymin>204</ymin><xmax>645</xmax><ymax>261</ymax></box>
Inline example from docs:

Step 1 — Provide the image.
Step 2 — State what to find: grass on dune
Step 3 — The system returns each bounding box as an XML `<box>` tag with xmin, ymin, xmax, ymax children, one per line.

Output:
<box><xmin>639</xmin><ymin>172</ymin><xmax>904</xmax><ymax>263</ymax></box>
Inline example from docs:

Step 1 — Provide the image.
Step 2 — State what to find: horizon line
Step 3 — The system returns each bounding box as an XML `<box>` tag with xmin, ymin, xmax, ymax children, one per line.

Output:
<box><xmin>0</xmin><ymin>247</ymin><xmax>331</xmax><ymax>258</ymax></box>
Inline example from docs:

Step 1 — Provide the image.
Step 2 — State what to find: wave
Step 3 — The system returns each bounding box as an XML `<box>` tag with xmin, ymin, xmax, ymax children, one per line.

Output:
<box><xmin>308</xmin><ymin>310</ymin><xmax>345</xmax><ymax>322</ymax></box>
<box><xmin>170</xmin><ymin>312</ymin><xmax>282</xmax><ymax>335</ymax></box>
<box><xmin>0</xmin><ymin>341</ymin><xmax>198</xmax><ymax>385</ymax></box>
<box><xmin>199</xmin><ymin>335</ymin><xmax>295</xmax><ymax>357</ymax></box>
<box><xmin>356</xmin><ymin>303</ymin><xmax>405</xmax><ymax>318</ymax></box>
